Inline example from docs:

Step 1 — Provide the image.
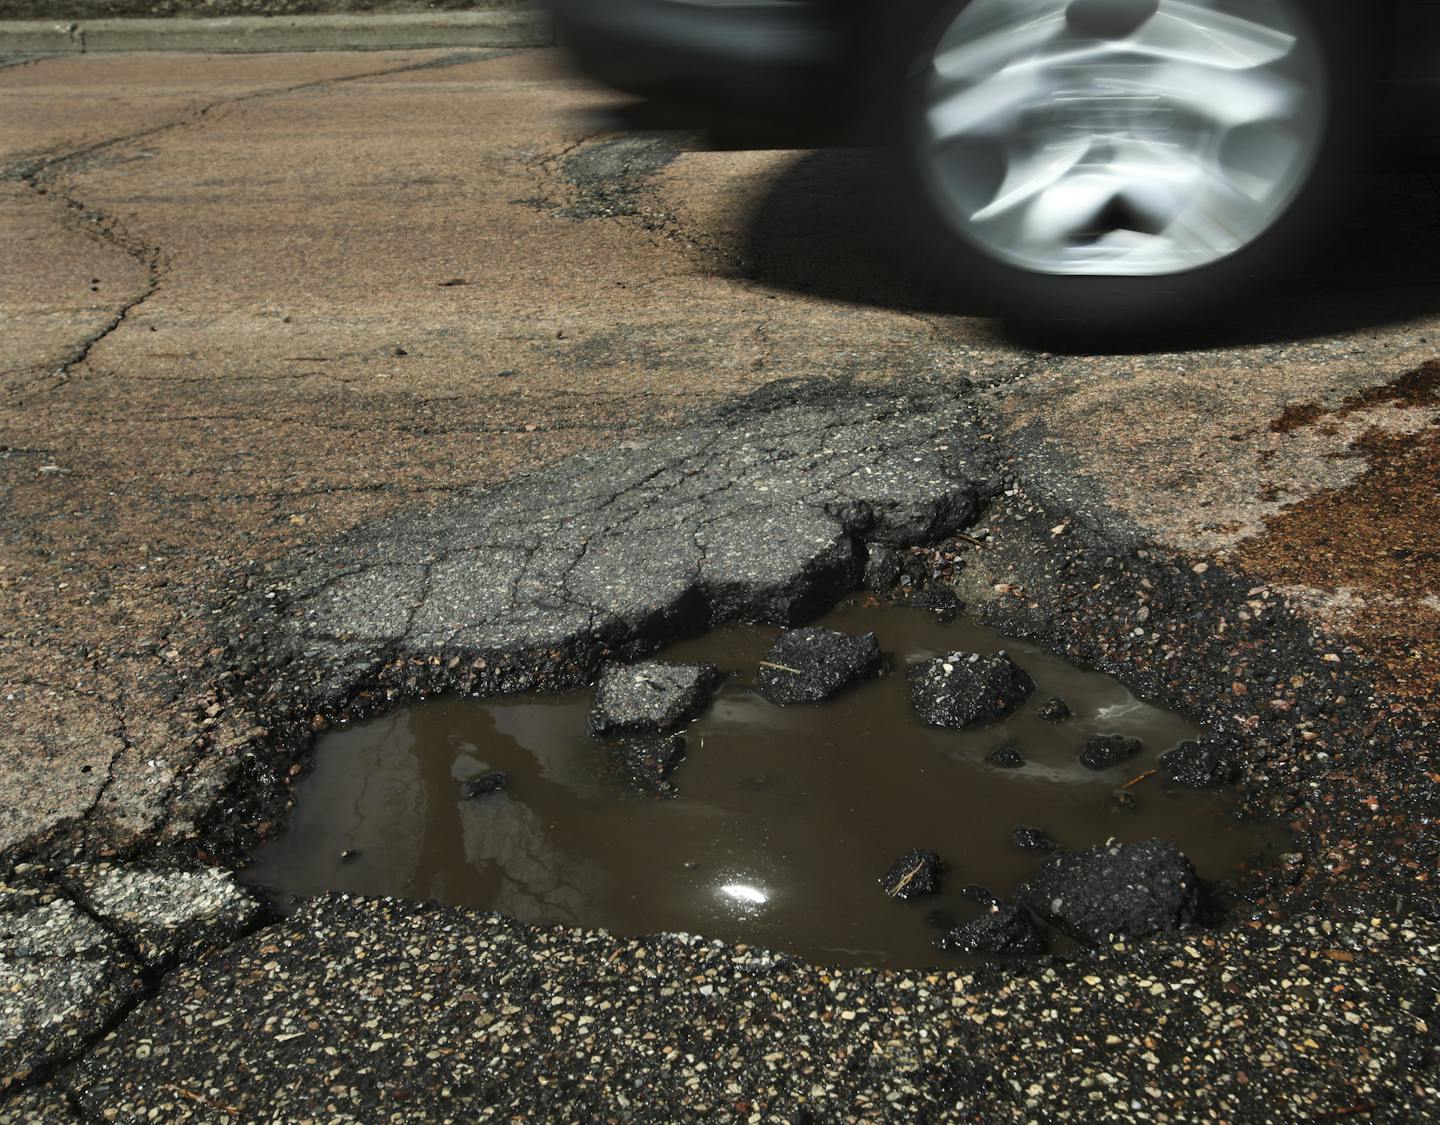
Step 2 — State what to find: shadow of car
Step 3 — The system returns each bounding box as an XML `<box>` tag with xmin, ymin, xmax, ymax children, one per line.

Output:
<box><xmin>549</xmin><ymin>0</ymin><xmax>1440</xmax><ymax>335</ymax></box>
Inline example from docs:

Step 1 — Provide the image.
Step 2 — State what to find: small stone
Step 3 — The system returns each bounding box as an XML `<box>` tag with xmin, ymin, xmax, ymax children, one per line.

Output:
<box><xmin>1108</xmin><ymin>788</ymin><xmax>1138</xmax><ymax>811</ymax></box>
<box><xmin>1079</xmin><ymin>734</ymin><xmax>1144</xmax><ymax>771</ymax></box>
<box><xmin>589</xmin><ymin>661</ymin><xmax>722</xmax><ymax>735</ymax></box>
<box><xmin>1159</xmin><ymin>735</ymin><xmax>1237</xmax><ymax>788</ymax></box>
<box><xmin>462</xmin><ymin>771</ymin><xmax>508</xmax><ymax>798</ymax></box>
<box><xmin>910</xmin><ymin>651</ymin><xmax>1035</xmax><ymax>728</ymax></box>
<box><xmin>879</xmin><ymin>849</ymin><xmax>943</xmax><ymax>900</ymax></box>
<box><xmin>958</xmin><ymin>884</ymin><xmax>1000</xmax><ymax>906</ymax></box>
<box><xmin>1012</xmin><ymin>825</ymin><xmax>1058</xmax><ymax>852</ymax></box>
<box><xmin>1037</xmin><ymin>697</ymin><xmax>1072</xmax><ymax>722</ymax></box>
<box><xmin>985</xmin><ymin>740</ymin><xmax>1025</xmax><ymax>768</ymax></box>
<box><xmin>939</xmin><ymin>902</ymin><xmax>1049</xmax><ymax>955</ymax></box>
<box><xmin>339</xmin><ymin>849</ymin><xmax>359</xmax><ymax>863</ymax></box>
<box><xmin>756</xmin><ymin>627</ymin><xmax>883</xmax><ymax>705</ymax></box>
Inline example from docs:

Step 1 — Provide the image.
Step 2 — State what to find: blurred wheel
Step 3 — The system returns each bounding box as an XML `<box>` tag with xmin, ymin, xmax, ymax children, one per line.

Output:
<box><xmin>898</xmin><ymin>0</ymin><xmax>1365</xmax><ymax>331</ymax></box>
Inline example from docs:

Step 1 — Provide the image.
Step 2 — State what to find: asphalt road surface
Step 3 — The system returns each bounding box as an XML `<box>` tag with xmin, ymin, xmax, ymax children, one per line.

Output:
<box><xmin>1</xmin><ymin>48</ymin><xmax>1437</xmax><ymax>1121</ymax></box>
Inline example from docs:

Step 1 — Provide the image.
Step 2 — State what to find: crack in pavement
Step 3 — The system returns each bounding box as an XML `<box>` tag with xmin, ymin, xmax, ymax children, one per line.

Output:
<box><xmin>244</xmin><ymin>377</ymin><xmax>989</xmax><ymax>691</ymax></box>
<box><xmin>2</xmin><ymin>49</ymin><xmax>510</xmax><ymax>409</ymax></box>
<box><xmin>4</xmin><ymin>371</ymin><xmax>1431</xmax><ymax>1121</ymax></box>
<box><xmin>175</xmin><ymin>378</ymin><xmax>993</xmax><ymax>864</ymax></box>
<box><xmin>1</xmin><ymin>865</ymin><xmax>266</xmax><ymax>1101</ymax></box>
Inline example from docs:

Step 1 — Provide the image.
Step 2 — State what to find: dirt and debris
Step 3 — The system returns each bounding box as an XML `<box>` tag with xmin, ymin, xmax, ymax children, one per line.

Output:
<box><xmin>1238</xmin><ymin>361</ymin><xmax>1440</xmax><ymax>702</ymax></box>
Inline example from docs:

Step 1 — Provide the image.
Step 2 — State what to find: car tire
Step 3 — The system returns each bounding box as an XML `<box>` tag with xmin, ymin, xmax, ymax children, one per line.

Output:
<box><xmin>892</xmin><ymin>0</ymin><xmax>1370</xmax><ymax>335</ymax></box>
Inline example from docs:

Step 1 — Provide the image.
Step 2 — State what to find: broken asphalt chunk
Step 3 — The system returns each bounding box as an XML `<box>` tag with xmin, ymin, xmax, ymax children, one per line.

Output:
<box><xmin>910</xmin><ymin>651</ymin><xmax>1035</xmax><ymax>728</ymax></box>
<box><xmin>756</xmin><ymin>627</ymin><xmax>883</xmax><ymax>706</ymax></box>
<box><xmin>589</xmin><ymin>661</ymin><xmax>722</xmax><ymax>736</ymax></box>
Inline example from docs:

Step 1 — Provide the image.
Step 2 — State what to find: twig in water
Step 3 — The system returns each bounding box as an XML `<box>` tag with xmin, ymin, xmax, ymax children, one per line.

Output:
<box><xmin>887</xmin><ymin>861</ymin><xmax>926</xmax><ymax>898</ymax></box>
<box><xmin>759</xmin><ymin>661</ymin><xmax>803</xmax><ymax>675</ymax></box>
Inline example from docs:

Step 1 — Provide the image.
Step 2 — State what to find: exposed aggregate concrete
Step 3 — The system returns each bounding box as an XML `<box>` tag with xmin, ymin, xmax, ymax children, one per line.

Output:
<box><xmin>0</xmin><ymin>1082</ymin><xmax>75</xmax><ymax>1122</ymax></box>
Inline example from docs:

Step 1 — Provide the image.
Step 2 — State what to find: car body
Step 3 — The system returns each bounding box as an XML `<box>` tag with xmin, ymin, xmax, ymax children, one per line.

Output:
<box><xmin>550</xmin><ymin>1</ymin><xmax>1440</xmax><ymax>147</ymax></box>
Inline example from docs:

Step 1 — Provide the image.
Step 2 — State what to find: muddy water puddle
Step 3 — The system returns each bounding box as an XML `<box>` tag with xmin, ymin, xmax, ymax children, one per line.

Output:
<box><xmin>245</xmin><ymin>603</ymin><xmax>1284</xmax><ymax>967</ymax></box>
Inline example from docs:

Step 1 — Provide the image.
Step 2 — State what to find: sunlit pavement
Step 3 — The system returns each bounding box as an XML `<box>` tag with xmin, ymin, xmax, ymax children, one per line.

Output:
<box><xmin>1</xmin><ymin>48</ymin><xmax>1437</xmax><ymax>1118</ymax></box>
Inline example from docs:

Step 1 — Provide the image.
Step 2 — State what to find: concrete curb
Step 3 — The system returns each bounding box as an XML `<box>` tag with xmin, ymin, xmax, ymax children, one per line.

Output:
<box><xmin>0</xmin><ymin>10</ymin><xmax>554</xmax><ymax>53</ymax></box>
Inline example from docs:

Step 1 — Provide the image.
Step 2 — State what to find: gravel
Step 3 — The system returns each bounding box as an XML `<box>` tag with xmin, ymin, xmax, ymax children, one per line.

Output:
<box><xmin>0</xmin><ymin>1082</ymin><xmax>75</xmax><ymax>1122</ymax></box>
<box><xmin>59</xmin><ymin>896</ymin><xmax>1440</xmax><ymax>1121</ymax></box>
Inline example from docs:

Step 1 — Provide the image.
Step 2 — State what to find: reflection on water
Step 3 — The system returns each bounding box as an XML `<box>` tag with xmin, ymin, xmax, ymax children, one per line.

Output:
<box><xmin>244</xmin><ymin>602</ymin><xmax>1285</xmax><ymax>967</ymax></box>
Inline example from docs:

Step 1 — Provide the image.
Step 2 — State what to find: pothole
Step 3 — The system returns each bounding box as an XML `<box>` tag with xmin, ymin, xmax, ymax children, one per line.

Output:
<box><xmin>242</xmin><ymin>601</ymin><xmax>1284</xmax><ymax>968</ymax></box>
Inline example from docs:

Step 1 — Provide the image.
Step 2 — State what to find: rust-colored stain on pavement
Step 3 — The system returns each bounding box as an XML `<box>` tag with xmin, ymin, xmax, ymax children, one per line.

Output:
<box><xmin>1238</xmin><ymin>361</ymin><xmax>1440</xmax><ymax>699</ymax></box>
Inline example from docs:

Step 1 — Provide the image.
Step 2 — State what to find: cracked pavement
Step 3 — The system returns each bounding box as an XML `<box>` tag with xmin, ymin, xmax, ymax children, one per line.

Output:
<box><xmin>1</xmin><ymin>46</ymin><xmax>1437</xmax><ymax>1120</ymax></box>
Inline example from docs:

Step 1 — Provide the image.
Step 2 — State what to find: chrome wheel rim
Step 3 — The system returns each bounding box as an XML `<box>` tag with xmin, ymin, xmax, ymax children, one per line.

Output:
<box><xmin>918</xmin><ymin>0</ymin><xmax>1327</xmax><ymax>277</ymax></box>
